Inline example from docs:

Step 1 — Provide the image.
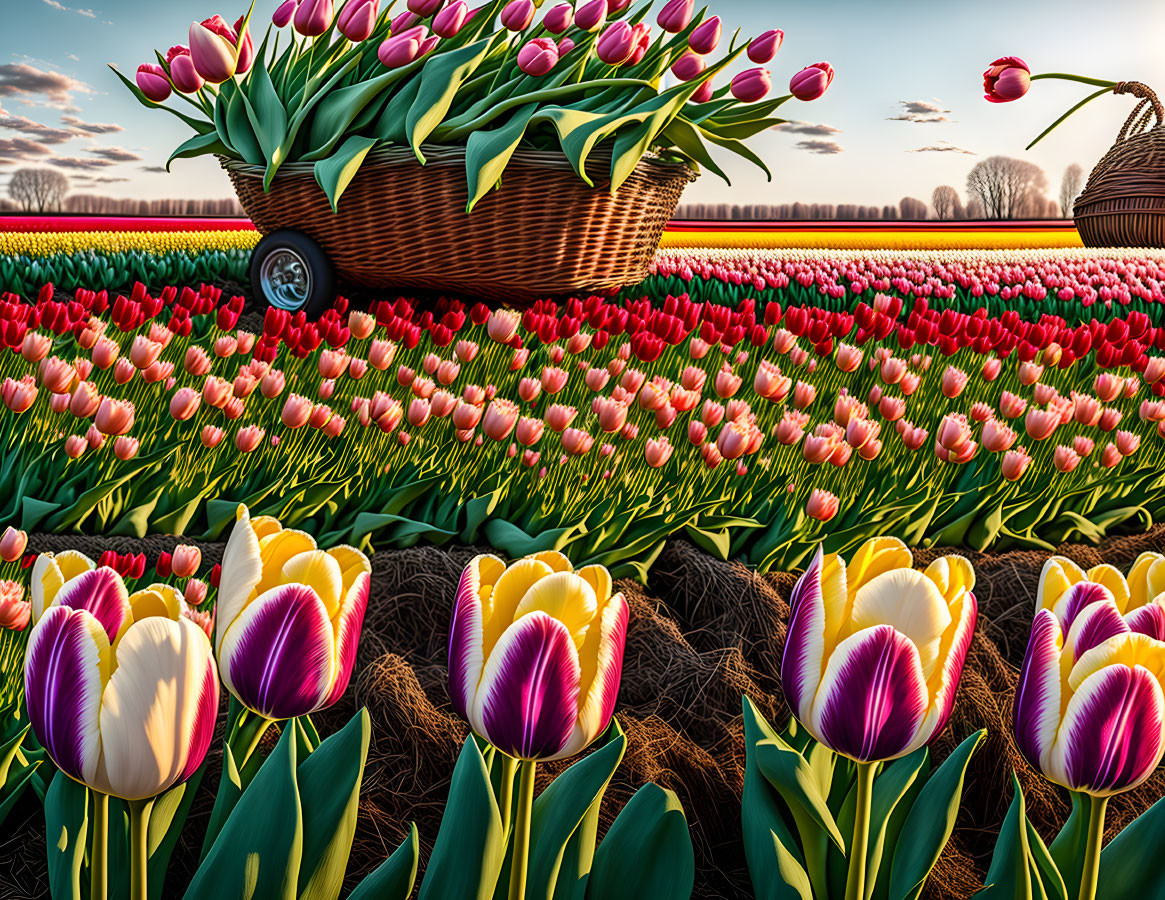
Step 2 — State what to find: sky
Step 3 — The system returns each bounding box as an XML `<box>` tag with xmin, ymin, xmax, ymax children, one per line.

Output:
<box><xmin>2</xmin><ymin>0</ymin><xmax>1165</xmax><ymax>211</ymax></box>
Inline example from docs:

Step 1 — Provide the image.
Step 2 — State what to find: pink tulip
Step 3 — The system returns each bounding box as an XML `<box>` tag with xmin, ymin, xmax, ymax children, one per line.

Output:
<box><xmin>1099</xmin><ymin>443</ymin><xmax>1121</xmax><ymax>468</ymax></box>
<box><xmin>714</xmin><ymin>366</ymin><xmax>742</xmax><ymax>399</ymax></box>
<box><xmin>1116</xmin><ymin>430</ymin><xmax>1140</xmax><ymax>456</ymax></box>
<box><xmin>940</xmin><ymin>365</ymin><xmax>967</xmax><ymax>398</ymax></box>
<box><xmin>295</xmin><ymin>0</ymin><xmax>334</xmax><ymax>35</ymax></box>
<box><xmin>596</xmin><ymin>21</ymin><xmax>635</xmax><ymax>64</ymax></box>
<box><xmin>671</xmin><ymin>51</ymin><xmax>705</xmax><ymax>83</ymax></box>
<box><xmin>500</xmin><ymin>0</ymin><xmax>535</xmax><ymax>30</ymax></box>
<box><xmin>1053</xmin><ymin>445</ymin><xmax>1081</xmax><ymax>473</ymax></box>
<box><xmin>1099</xmin><ymin>408</ymin><xmax>1122</xmax><ymax>432</ymax></box>
<box><xmin>983</xmin><ymin>56</ymin><xmax>1030</xmax><ymax>103</ymax></box>
<box><xmin>747</xmin><ymin>28</ymin><xmax>782</xmax><ymax>63</ymax></box>
<box><xmin>982</xmin><ymin>418</ymin><xmax>1017</xmax><ymax>453</ymax></box>
<box><xmin>806</xmin><ymin>488</ymin><xmax>839</xmax><ymax>522</ymax></box>
<box><xmin>273</xmin><ymin>0</ymin><xmax>298</xmax><ymax>27</ymax></box>
<box><xmin>1001</xmin><ymin>447</ymin><xmax>1031</xmax><ymax>481</ymax></box>
<box><xmin>1024</xmin><ymin>409</ymin><xmax>1059</xmax><ymax>441</ymax></box>
<box><xmin>688</xmin><ymin>15</ymin><xmax>721</xmax><ymax>54</ymax></box>
<box><xmin>1094</xmin><ymin>373</ymin><xmax>1122</xmax><ymax>403</ymax></box>
<box><xmin>136</xmin><ymin>64</ymin><xmax>171</xmax><ymax>102</ymax></box>
<box><xmin>561</xmin><ymin>428</ymin><xmax>594</xmax><ymax>456</ymax></box>
<box><xmin>981</xmin><ymin>357</ymin><xmax>1001</xmax><ymax>381</ymax></box>
<box><xmin>1018</xmin><ymin>361</ymin><xmax>1044</xmax><ymax>386</ymax></box>
<box><xmin>789</xmin><ymin>62</ymin><xmax>833</xmax><ymax>101</ymax></box>
<box><xmin>657</xmin><ymin>0</ymin><xmax>693</xmax><ymax>33</ymax></box>
<box><xmin>731</xmin><ymin>68</ymin><xmax>771</xmax><ymax>102</ymax></box>
<box><xmin>645</xmin><ymin>437</ymin><xmax>673</xmax><ymax>468</ymax></box>
<box><xmin>543</xmin><ymin>3</ymin><xmax>573</xmax><ymax>32</ymax></box>
<box><xmin>281</xmin><ymin>394</ymin><xmax>313</xmax><ymax>429</ymax></box>
<box><xmin>113</xmin><ymin>436</ymin><xmax>140</xmax><ymax>461</ymax></box>
<box><xmin>95</xmin><ymin>398</ymin><xmax>134</xmax><ymax>436</ymax></box>
<box><xmin>235</xmin><ymin>425</ymin><xmax>265</xmax><ymax>453</ymax></box>
<box><xmin>0</xmin><ymin>527</ymin><xmax>27</xmax><ymax>564</ymax></box>
<box><xmin>482</xmin><ymin>399</ymin><xmax>519</xmax><ymax>441</ymax></box>
<box><xmin>407</xmin><ymin>397</ymin><xmax>431</xmax><ymax>428</ymax></box>
<box><xmin>64</xmin><ymin>435</ymin><xmax>87</xmax><ymax>459</ymax></box>
<box><xmin>541</xmin><ymin>366</ymin><xmax>568</xmax><ymax>394</ymax></box>
<box><xmin>337</xmin><ymin>0</ymin><xmax>379</xmax><ymax>40</ymax></box>
<box><xmin>1000</xmin><ymin>392</ymin><xmax>1027</xmax><ymax>419</ymax></box>
<box><xmin>690</xmin><ymin>80</ymin><xmax>714</xmax><ymax>103</ymax></box>
<box><xmin>189</xmin><ymin>17</ymin><xmax>239</xmax><ymax>83</ymax></box>
<box><xmin>516</xmin><ymin>416</ymin><xmax>544</xmax><ymax>446</ymax></box>
<box><xmin>432</xmin><ymin>0</ymin><xmax>467</xmax><ymax>37</ymax></box>
<box><xmin>545</xmin><ymin>404</ymin><xmax>577</xmax><ymax>433</ymax></box>
<box><xmin>575</xmin><ymin>0</ymin><xmax>607</xmax><ymax>31</ymax></box>
<box><xmin>379</xmin><ymin>26</ymin><xmax>427</xmax><ymax>66</ymax></box>
<box><xmin>518</xmin><ymin>38</ymin><xmax>559</xmax><ymax>75</ymax></box>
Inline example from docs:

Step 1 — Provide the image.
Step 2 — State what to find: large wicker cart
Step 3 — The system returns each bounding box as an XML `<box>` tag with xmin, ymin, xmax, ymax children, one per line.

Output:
<box><xmin>225</xmin><ymin>145</ymin><xmax>697</xmax><ymax>315</ymax></box>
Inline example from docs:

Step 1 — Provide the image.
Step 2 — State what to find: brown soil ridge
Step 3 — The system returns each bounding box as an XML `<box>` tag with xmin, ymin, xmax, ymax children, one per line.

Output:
<box><xmin>3</xmin><ymin>526</ymin><xmax>1165</xmax><ymax>899</ymax></box>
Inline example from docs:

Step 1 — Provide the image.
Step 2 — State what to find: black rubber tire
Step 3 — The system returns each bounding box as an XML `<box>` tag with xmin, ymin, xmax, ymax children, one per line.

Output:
<box><xmin>248</xmin><ymin>230</ymin><xmax>336</xmax><ymax>320</ymax></box>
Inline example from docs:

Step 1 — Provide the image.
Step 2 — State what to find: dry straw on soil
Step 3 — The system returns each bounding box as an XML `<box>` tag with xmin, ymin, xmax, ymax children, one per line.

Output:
<box><xmin>4</xmin><ymin>528</ymin><xmax>1165</xmax><ymax>899</ymax></box>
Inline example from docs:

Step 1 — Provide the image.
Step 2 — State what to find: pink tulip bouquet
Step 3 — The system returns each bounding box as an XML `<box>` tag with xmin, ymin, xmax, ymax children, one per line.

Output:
<box><xmin>114</xmin><ymin>0</ymin><xmax>833</xmax><ymax>211</ymax></box>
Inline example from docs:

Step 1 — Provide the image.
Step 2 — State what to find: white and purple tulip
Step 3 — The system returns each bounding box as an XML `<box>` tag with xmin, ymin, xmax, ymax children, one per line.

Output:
<box><xmin>30</xmin><ymin>548</ymin><xmax>96</xmax><ymax>624</ymax></box>
<box><xmin>780</xmin><ymin>537</ymin><xmax>977</xmax><ymax>762</ymax></box>
<box><xmin>449</xmin><ymin>551</ymin><xmax>628</xmax><ymax>761</ymax></box>
<box><xmin>24</xmin><ymin>568</ymin><xmax>218</xmax><ymax>801</ymax></box>
<box><xmin>1015</xmin><ymin>561</ymin><xmax>1165</xmax><ymax>796</ymax></box>
<box><xmin>215</xmin><ymin>505</ymin><xmax>370</xmax><ymax>720</ymax></box>
<box><xmin>1038</xmin><ymin>553</ymin><xmax>1165</xmax><ymax>632</ymax></box>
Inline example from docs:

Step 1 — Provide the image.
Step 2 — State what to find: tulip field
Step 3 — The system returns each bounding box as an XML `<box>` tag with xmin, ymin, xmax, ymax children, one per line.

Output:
<box><xmin>5</xmin><ymin>220</ymin><xmax>1165</xmax><ymax>900</ymax></box>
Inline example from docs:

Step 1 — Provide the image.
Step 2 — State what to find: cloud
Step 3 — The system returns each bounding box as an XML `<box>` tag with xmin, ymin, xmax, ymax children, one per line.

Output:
<box><xmin>775</xmin><ymin>120</ymin><xmax>843</xmax><ymax>137</ymax></box>
<box><xmin>887</xmin><ymin>99</ymin><xmax>952</xmax><ymax>123</ymax></box>
<box><xmin>48</xmin><ymin>156</ymin><xmax>115</xmax><ymax>170</ymax></box>
<box><xmin>41</xmin><ymin>0</ymin><xmax>67</xmax><ymax>8</ymax></box>
<box><xmin>0</xmin><ymin>64</ymin><xmax>89</xmax><ymax>109</ymax></box>
<box><xmin>75</xmin><ymin>175</ymin><xmax>129</xmax><ymax>183</ymax></box>
<box><xmin>794</xmin><ymin>139</ymin><xmax>844</xmax><ymax>155</ymax></box>
<box><xmin>140</xmin><ymin>165</ymin><xmax>167</xmax><ymax>173</ymax></box>
<box><xmin>61</xmin><ymin>114</ymin><xmax>122</xmax><ymax>135</ymax></box>
<box><xmin>0</xmin><ymin>113</ymin><xmax>75</xmax><ymax>144</ymax></box>
<box><xmin>86</xmin><ymin>145</ymin><xmax>142</xmax><ymax>162</ymax></box>
<box><xmin>41</xmin><ymin>0</ymin><xmax>101</xmax><ymax>19</ymax></box>
<box><xmin>909</xmin><ymin>143</ymin><xmax>975</xmax><ymax>154</ymax></box>
<box><xmin>0</xmin><ymin>137</ymin><xmax>54</xmax><ymax>160</ymax></box>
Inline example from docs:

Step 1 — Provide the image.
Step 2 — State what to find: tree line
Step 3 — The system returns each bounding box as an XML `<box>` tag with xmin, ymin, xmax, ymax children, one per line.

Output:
<box><xmin>1</xmin><ymin>167</ymin><xmax>243</xmax><ymax>216</ymax></box>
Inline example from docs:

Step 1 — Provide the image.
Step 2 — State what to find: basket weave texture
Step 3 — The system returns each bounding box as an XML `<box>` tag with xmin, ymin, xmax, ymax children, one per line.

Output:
<box><xmin>224</xmin><ymin>145</ymin><xmax>697</xmax><ymax>302</ymax></box>
<box><xmin>1074</xmin><ymin>82</ymin><xmax>1165</xmax><ymax>248</ymax></box>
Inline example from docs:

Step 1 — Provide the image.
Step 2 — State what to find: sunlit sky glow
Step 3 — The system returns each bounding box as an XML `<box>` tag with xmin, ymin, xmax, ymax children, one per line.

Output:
<box><xmin>2</xmin><ymin>0</ymin><xmax>1164</xmax><ymax>211</ymax></box>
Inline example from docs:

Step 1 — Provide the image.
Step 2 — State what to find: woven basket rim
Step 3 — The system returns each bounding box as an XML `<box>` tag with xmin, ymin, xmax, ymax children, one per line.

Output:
<box><xmin>220</xmin><ymin>144</ymin><xmax>699</xmax><ymax>182</ymax></box>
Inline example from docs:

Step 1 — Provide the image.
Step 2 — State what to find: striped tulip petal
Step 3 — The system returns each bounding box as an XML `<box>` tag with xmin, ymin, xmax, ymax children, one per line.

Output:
<box><xmin>322</xmin><ymin>571</ymin><xmax>370</xmax><ymax>709</ymax></box>
<box><xmin>218</xmin><ymin>583</ymin><xmax>335</xmax><ymax>719</ymax></box>
<box><xmin>1127</xmin><ymin>552</ymin><xmax>1165</xmax><ymax>610</ymax></box>
<box><xmin>1013</xmin><ymin>609</ymin><xmax>1063</xmax><ymax>770</ymax></box>
<box><xmin>849</xmin><ymin>568</ymin><xmax>952</xmax><ymax>677</ymax></box>
<box><xmin>1127</xmin><ymin>603</ymin><xmax>1165</xmax><ymax>641</ymax></box>
<box><xmin>30</xmin><ymin>550</ymin><xmax>94</xmax><ymax>623</ymax></box>
<box><xmin>1054</xmin><ymin>580</ymin><xmax>1112</xmax><ymax>635</ymax></box>
<box><xmin>1048</xmin><ymin>661</ymin><xmax>1165</xmax><ymax>795</ymax></box>
<box><xmin>448</xmin><ymin>554</ymin><xmax>503</xmax><ymax>720</ymax></box>
<box><xmin>53</xmin><ymin>567</ymin><xmax>131</xmax><ymax>646</ymax></box>
<box><xmin>282</xmin><ymin>550</ymin><xmax>343</xmax><ymax>617</ymax></box>
<box><xmin>560</xmin><ymin>591</ymin><xmax>628</xmax><ymax>760</ymax></box>
<box><xmin>912</xmin><ymin>588</ymin><xmax>977</xmax><ymax>751</ymax></box>
<box><xmin>1066</xmin><ymin>598</ymin><xmax>1129</xmax><ymax>661</ymax></box>
<box><xmin>217</xmin><ymin>505</ymin><xmax>264</xmax><ymax>654</ymax></box>
<box><xmin>1086</xmin><ymin>564</ymin><xmax>1131</xmax><ymax>612</ymax></box>
<box><xmin>782</xmin><ymin>545</ymin><xmax>828</xmax><ymax>723</ymax></box>
<box><xmin>96</xmin><ymin>617</ymin><xmax>219</xmax><ymax>800</ymax></box>
<box><xmin>474</xmin><ymin>611</ymin><xmax>581</xmax><ymax>760</ymax></box>
<box><xmin>24</xmin><ymin>605</ymin><xmax>109</xmax><ymax>786</ymax></box>
<box><xmin>811</xmin><ymin>624</ymin><xmax>928</xmax><ymax>762</ymax></box>
<box><xmin>1037</xmin><ymin>555</ymin><xmax>1087</xmax><ymax>618</ymax></box>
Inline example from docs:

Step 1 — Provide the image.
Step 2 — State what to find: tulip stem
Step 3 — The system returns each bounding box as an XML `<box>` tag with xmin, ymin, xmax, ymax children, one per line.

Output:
<box><xmin>845</xmin><ymin>762</ymin><xmax>876</xmax><ymax>900</ymax></box>
<box><xmin>90</xmin><ymin>791</ymin><xmax>108</xmax><ymax>900</ymax></box>
<box><xmin>508</xmin><ymin>761</ymin><xmax>536</xmax><ymax>900</ymax></box>
<box><xmin>1078</xmin><ymin>794</ymin><xmax>1108</xmax><ymax>900</ymax></box>
<box><xmin>128</xmin><ymin>798</ymin><xmax>153</xmax><ymax>900</ymax></box>
<box><xmin>498</xmin><ymin>752</ymin><xmax>518</xmax><ymax>838</ymax></box>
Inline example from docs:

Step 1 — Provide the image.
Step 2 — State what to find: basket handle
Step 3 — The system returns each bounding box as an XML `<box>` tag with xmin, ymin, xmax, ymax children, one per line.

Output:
<box><xmin>1112</xmin><ymin>82</ymin><xmax>1164</xmax><ymax>141</ymax></box>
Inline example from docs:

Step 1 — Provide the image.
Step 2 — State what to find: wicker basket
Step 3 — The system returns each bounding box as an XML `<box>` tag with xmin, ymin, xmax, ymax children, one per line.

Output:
<box><xmin>223</xmin><ymin>145</ymin><xmax>697</xmax><ymax>302</ymax></box>
<box><xmin>1074</xmin><ymin>82</ymin><xmax>1165</xmax><ymax>248</ymax></box>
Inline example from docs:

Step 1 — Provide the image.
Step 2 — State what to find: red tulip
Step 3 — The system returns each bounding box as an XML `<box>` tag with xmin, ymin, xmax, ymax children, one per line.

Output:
<box><xmin>983</xmin><ymin>57</ymin><xmax>1030</xmax><ymax>103</ymax></box>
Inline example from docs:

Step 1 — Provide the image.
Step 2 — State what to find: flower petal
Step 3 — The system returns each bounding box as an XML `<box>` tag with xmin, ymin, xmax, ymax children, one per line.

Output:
<box><xmin>844</xmin><ymin>537</ymin><xmax>912</xmax><ymax>599</ymax></box>
<box><xmin>528</xmin><ymin>550</ymin><xmax>573</xmax><ymax>573</ymax></box>
<box><xmin>217</xmin><ymin>505</ymin><xmax>264</xmax><ymax>655</ymax></box>
<box><xmin>1066</xmin><ymin>597</ymin><xmax>1129</xmax><ymax>661</ymax></box>
<box><xmin>1069</xmin><ymin>632</ymin><xmax>1165</xmax><ymax>692</ymax></box>
<box><xmin>31</xmin><ymin>550</ymin><xmax>95</xmax><ymax>624</ymax></box>
<box><xmin>1013</xmin><ymin>608</ymin><xmax>1063</xmax><ymax>773</ymax></box>
<box><xmin>782</xmin><ymin>545</ymin><xmax>828</xmax><ymax>723</ymax></box>
<box><xmin>1037</xmin><ymin>555</ymin><xmax>1086</xmax><ymax>616</ymax></box>
<box><xmin>219</xmin><ymin>584</ymin><xmax>334</xmax><ymax>719</ymax></box>
<box><xmin>1048</xmin><ymin>663</ymin><xmax>1165</xmax><ymax>795</ymax></box>
<box><xmin>1127</xmin><ymin>552</ymin><xmax>1165</xmax><ymax>610</ymax></box>
<box><xmin>575</xmin><ymin>564</ymin><xmax>612</xmax><ymax>604</ymax></box>
<box><xmin>922</xmin><ymin>555</ymin><xmax>976</xmax><ymax>603</ymax></box>
<box><xmin>482</xmin><ymin>557</ymin><xmax>553</xmax><ymax>657</ymax></box>
<box><xmin>559</xmin><ymin>591</ymin><xmax>628</xmax><ymax>760</ymax></box>
<box><xmin>322</xmin><ymin>570</ymin><xmax>369</xmax><ymax>709</ymax></box>
<box><xmin>128</xmin><ymin>584</ymin><xmax>183</xmax><ymax>622</ymax></box>
<box><xmin>282</xmin><ymin>550</ymin><xmax>343</xmax><ymax>618</ymax></box>
<box><xmin>912</xmin><ymin>588</ymin><xmax>978</xmax><ymax>752</ymax></box>
<box><xmin>810</xmin><ymin>624</ymin><xmax>928</xmax><ymax>762</ymax></box>
<box><xmin>1127</xmin><ymin>602</ymin><xmax>1165</xmax><ymax>641</ymax></box>
<box><xmin>1087</xmin><ymin>564</ymin><xmax>1131</xmax><ymax>613</ymax></box>
<box><xmin>96</xmin><ymin>617</ymin><xmax>219</xmax><ymax>800</ymax></box>
<box><xmin>474</xmin><ymin>611</ymin><xmax>581</xmax><ymax>760</ymax></box>
<box><xmin>513</xmin><ymin>572</ymin><xmax>597</xmax><ymax>649</ymax></box>
<box><xmin>54</xmin><ymin>567</ymin><xmax>131</xmax><ymax>645</ymax></box>
<box><xmin>1057</xmin><ymin>581</ymin><xmax>1115</xmax><ymax>635</ymax></box>
<box><xmin>24</xmin><ymin>605</ymin><xmax>109</xmax><ymax>786</ymax></box>
<box><xmin>448</xmin><ymin>555</ymin><xmax>496</xmax><ymax>720</ymax></box>
<box><xmin>849</xmin><ymin>568</ymin><xmax>952</xmax><ymax>678</ymax></box>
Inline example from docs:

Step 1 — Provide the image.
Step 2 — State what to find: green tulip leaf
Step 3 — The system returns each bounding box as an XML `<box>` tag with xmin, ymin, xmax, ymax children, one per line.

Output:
<box><xmin>586</xmin><ymin>784</ymin><xmax>694</xmax><ymax>900</ymax></box>
<box><xmin>1097</xmin><ymin>790</ymin><xmax>1165</xmax><ymax>899</ymax></box>
<box><xmin>888</xmin><ymin>729</ymin><xmax>985</xmax><ymax>900</ymax></box>
<box><xmin>348</xmin><ymin>824</ymin><xmax>420</xmax><ymax>900</ymax></box>
<box><xmin>313</xmin><ymin>135</ymin><xmax>379</xmax><ymax>213</ymax></box>
<box><xmin>464</xmin><ymin>103</ymin><xmax>539</xmax><ymax>213</ymax></box>
<box><xmin>417</xmin><ymin>736</ymin><xmax>506</xmax><ymax>900</ymax></box>
<box><xmin>406</xmin><ymin>37</ymin><xmax>496</xmax><ymax>163</ymax></box>
<box><xmin>45</xmin><ymin>771</ymin><xmax>88</xmax><ymax>900</ymax></box>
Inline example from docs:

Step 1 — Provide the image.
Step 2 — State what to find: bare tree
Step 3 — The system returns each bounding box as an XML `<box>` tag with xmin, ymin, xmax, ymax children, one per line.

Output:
<box><xmin>966</xmin><ymin>155</ymin><xmax>1048</xmax><ymax>219</ymax></box>
<box><xmin>7</xmin><ymin>168</ymin><xmax>69</xmax><ymax>213</ymax></box>
<box><xmin>932</xmin><ymin>185</ymin><xmax>961</xmax><ymax>220</ymax></box>
<box><xmin>1059</xmin><ymin>163</ymin><xmax>1084</xmax><ymax>217</ymax></box>
<box><xmin>899</xmin><ymin>196</ymin><xmax>929</xmax><ymax>220</ymax></box>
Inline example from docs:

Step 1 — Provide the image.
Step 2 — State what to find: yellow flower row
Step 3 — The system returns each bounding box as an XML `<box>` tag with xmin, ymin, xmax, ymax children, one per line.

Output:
<box><xmin>0</xmin><ymin>230</ymin><xmax>260</xmax><ymax>258</ymax></box>
<box><xmin>660</xmin><ymin>229</ymin><xmax>1086</xmax><ymax>251</ymax></box>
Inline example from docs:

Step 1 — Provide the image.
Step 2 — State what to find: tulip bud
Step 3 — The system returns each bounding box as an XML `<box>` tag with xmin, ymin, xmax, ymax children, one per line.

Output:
<box><xmin>432</xmin><ymin>0</ymin><xmax>468</xmax><ymax>37</ymax></box>
<box><xmin>273</xmin><ymin>0</ymin><xmax>298</xmax><ymax>27</ymax></box>
<box><xmin>789</xmin><ymin>61</ymin><xmax>834</xmax><ymax>101</ymax></box>
<box><xmin>518</xmin><ymin>37</ymin><xmax>559</xmax><ymax>75</ymax></box>
<box><xmin>188</xmin><ymin>17</ymin><xmax>239</xmax><ymax>83</ymax></box>
<box><xmin>688</xmin><ymin>15</ymin><xmax>721</xmax><ymax>54</ymax></box>
<box><xmin>543</xmin><ymin>2</ymin><xmax>573</xmax><ymax>33</ymax></box>
<box><xmin>338</xmin><ymin>0</ymin><xmax>379</xmax><ymax>41</ymax></box>
<box><xmin>731</xmin><ymin>67</ymin><xmax>771</xmax><ymax>102</ymax></box>
<box><xmin>294</xmin><ymin>0</ymin><xmax>335</xmax><ymax>35</ymax></box>
<box><xmin>982</xmin><ymin>56</ymin><xmax>1030</xmax><ymax>103</ymax></box>
<box><xmin>0</xmin><ymin>527</ymin><xmax>28</xmax><ymax>563</ymax></box>
<box><xmin>657</xmin><ymin>0</ymin><xmax>693</xmax><ymax>33</ymax></box>
<box><xmin>671</xmin><ymin>51</ymin><xmax>705</xmax><ymax>82</ymax></box>
<box><xmin>596</xmin><ymin>21</ymin><xmax>635</xmax><ymax>64</ymax></box>
<box><xmin>575</xmin><ymin>0</ymin><xmax>607</xmax><ymax>32</ymax></box>
<box><xmin>136</xmin><ymin>64</ymin><xmax>171</xmax><ymax>102</ymax></box>
<box><xmin>747</xmin><ymin>28</ymin><xmax>782</xmax><ymax>63</ymax></box>
<box><xmin>501</xmin><ymin>0</ymin><xmax>535</xmax><ymax>30</ymax></box>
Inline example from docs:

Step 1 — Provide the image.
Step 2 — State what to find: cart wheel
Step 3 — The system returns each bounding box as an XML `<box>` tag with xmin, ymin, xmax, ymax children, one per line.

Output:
<box><xmin>249</xmin><ymin>230</ymin><xmax>336</xmax><ymax>319</ymax></box>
